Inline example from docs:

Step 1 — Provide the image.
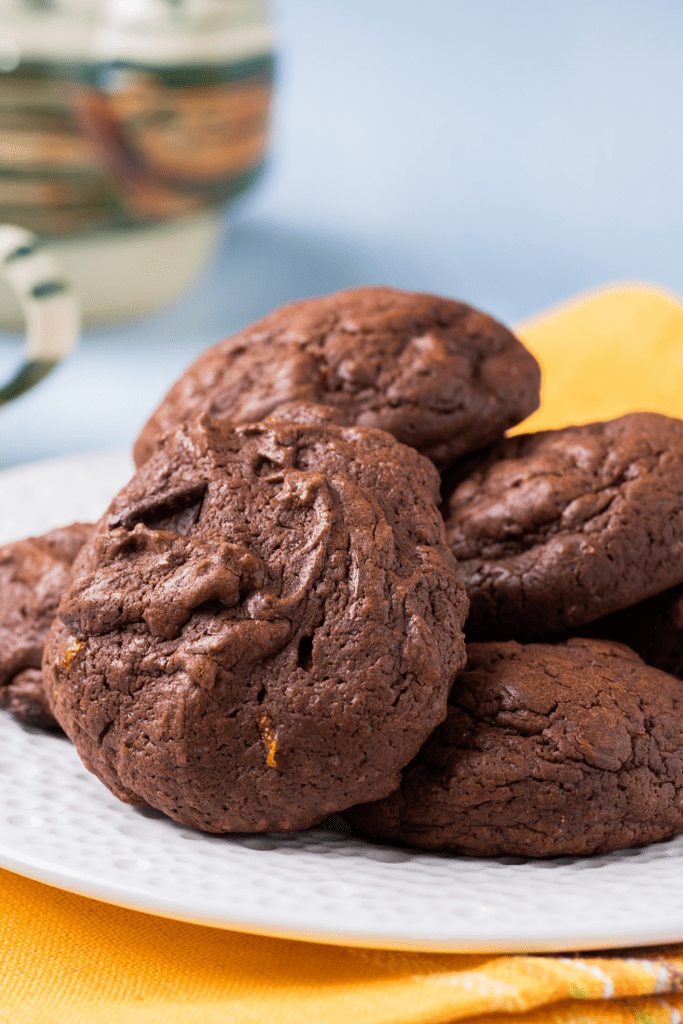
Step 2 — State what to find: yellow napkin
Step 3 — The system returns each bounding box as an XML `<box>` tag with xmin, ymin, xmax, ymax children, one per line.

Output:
<box><xmin>3</xmin><ymin>867</ymin><xmax>683</xmax><ymax>1024</ymax></box>
<box><xmin>512</xmin><ymin>280</ymin><xmax>683</xmax><ymax>432</ymax></box>
<box><xmin>4</xmin><ymin>282</ymin><xmax>683</xmax><ymax>1024</ymax></box>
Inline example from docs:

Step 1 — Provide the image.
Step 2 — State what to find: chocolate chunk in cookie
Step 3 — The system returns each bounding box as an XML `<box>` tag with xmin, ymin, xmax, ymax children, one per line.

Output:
<box><xmin>0</xmin><ymin>522</ymin><xmax>94</xmax><ymax>729</ymax></box>
<box><xmin>133</xmin><ymin>286</ymin><xmax>540</xmax><ymax>471</ymax></box>
<box><xmin>345</xmin><ymin>638</ymin><xmax>683</xmax><ymax>857</ymax></box>
<box><xmin>445</xmin><ymin>413</ymin><xmax>683</xmax><ymax>638</ymax></box>
<box><xmin>45</xmin><ymin>414</ymin><xmax>468</xmax><ymax>833</ymax></box>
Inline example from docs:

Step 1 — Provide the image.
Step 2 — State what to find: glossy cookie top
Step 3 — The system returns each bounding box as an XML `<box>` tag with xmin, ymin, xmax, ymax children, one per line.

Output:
<box><xmin>133</xmin><ymin>286</ymin><xmax>540</xmax><ymax>471</ymax></box>
<box><xmin>446</xmin><ymin>412</ymin><xmax>683</xmax><ymax>636</ymax></box>
<box><xmin>46</xmin><ymin>414</ymin><xmax>468</xmax><ymax>833</ymax></box>
<box><xmin>345</xmin><ymin>638</ymin><xmax>683</xmax><ymax>857</ymax></box>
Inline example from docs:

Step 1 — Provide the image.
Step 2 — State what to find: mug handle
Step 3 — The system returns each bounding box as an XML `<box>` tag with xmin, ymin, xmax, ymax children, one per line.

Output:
<box><xmin>0</xmin><ymin>225</ymin><xmax>79</xmax><ymax>407</ymax></box>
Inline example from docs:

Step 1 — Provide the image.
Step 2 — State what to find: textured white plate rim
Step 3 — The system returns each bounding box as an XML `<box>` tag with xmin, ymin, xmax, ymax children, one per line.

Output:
<box><xmin>2</xmin><ymin>449</ymin><xmax>683</xmax><ymax>954</ymax></box>
<box><xmin>3</xmin><ymin>839</ymin><xmax>683</xmax><ymax>955</ymax></box>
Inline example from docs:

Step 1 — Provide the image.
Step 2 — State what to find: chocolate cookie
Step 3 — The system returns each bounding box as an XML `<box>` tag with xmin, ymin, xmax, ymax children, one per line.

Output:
<box><xmin>573</xmin><ymin>584</ymin><xmax>683</xmax><ymax>680</ymax></box>
<box><xmin>44</xmin><ymin>414</ymin><xmax>468</xmax><ymax>833</ymax></box>
<box><xmin>133</xmin><ymin>286</ymin><xmax>541</xmax><ymax>471</ymax></box>
<box><xmin>445</xmin><ymin>413</ymin><xmax>683</xmax><ymax>637</ymax></box>
<box><xmin>345</xmin><ymin>638</ymin><xmax>683</xmax><ymax>857</ymax></box>
<box><xmin>0</xmin><ymin>522</ymin><xmax>94</xmax><ymax>728</ymax></box>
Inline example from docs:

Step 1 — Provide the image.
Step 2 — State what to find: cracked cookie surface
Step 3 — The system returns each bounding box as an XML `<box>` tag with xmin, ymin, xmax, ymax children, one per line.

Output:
<box><xmin>133</xmin><ymin>286</ymin><xmax>540</xmax><ymax>471</ymax></box>
<box><xmin>0</xmin><ymin>522</ymin><xmax>94</xmax><ymax>729</ymax></box>
<box><xmin>344</xmin><ymin>638</ymin><xmax>683</xmax><ymax>857</ymax></box>
<box><xmin>44</xmin><ymin>414</ymin><xmax>468</xmax><ymax>832</ymax></box>
<box><xmin>445</xmin><ymin>413</ymin><xmax>683</xmax><ymax>637</ymax></box>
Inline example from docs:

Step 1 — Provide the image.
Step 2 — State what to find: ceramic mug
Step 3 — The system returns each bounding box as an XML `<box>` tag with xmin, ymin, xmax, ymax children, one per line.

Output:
<box><xmin>0</xmin><ymin>1</ymin><xmax>274</xmax><ymax>326</ymax></box>
<box><xmin>0</xmin><ymin>224</ymin><xmax>79</xmax><ymax>406</ymax></box>
<box><xmin>0</xmin><ymin>0</ymin><xmax>274</xmax><ymax>237</ymax></box>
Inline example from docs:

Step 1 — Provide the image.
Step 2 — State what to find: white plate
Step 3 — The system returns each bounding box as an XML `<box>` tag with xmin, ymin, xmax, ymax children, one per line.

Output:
<box><xmin>2</xmin><ymin>449</ymin><xmax>683</xmax><ymax>953</ymax></box>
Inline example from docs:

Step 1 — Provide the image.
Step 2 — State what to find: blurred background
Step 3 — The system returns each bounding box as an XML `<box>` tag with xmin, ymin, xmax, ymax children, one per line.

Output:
<box><xmin>2</xmin><ymin>0</ymin><xmax>683</xmax><ymax>468</ymax></box>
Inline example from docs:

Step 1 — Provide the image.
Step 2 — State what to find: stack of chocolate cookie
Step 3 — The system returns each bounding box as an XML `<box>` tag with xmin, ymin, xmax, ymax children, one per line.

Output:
<box><xmin>348</xmin><ymin>410</ymin><xmax>683</xmax><ymax>856</ymax></box>
<box><xmin>4</xmin><ymin>286</ymin><xmax>683</xmax><ymax>858</ymax></box>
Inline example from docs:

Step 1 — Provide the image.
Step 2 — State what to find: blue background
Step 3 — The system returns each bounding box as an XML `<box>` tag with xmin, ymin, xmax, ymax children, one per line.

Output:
<box><xmin>3</xmin><ymin>0</ymin><xmax>683</xmax><ymax>468</ymax></box>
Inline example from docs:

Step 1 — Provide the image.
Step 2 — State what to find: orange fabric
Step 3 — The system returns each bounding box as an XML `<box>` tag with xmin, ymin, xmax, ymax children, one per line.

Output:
<box><xmin>3</xmin><ymin>282</ymin><xmax>683</xmax><ymax>1023</ymax></box>
<box><xmin>512</xmin><ymin>281</ymin><xmax>683</xmax><ymax>432</ymax></box>
<box><xmin>3</xmin><ymin>866</ymin><xmax>683</xmax><ymax>1024</ymax></box>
